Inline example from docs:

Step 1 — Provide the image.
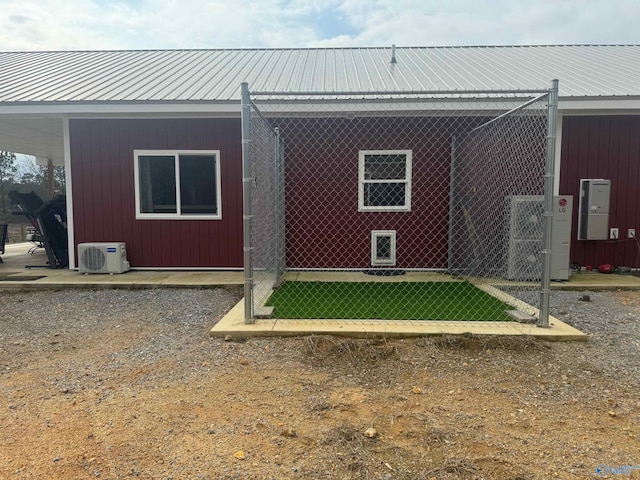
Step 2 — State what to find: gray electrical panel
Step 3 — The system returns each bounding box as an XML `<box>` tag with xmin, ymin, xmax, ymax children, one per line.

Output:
<box><xmin>550</xmin><ymin>195</ymin><xmax>573</xmax><ymax>280</ymax></box>
<box><xmin>578</xmin><ymin>179</ymin><xmax>610</xmax><ymax>240</ymax></box>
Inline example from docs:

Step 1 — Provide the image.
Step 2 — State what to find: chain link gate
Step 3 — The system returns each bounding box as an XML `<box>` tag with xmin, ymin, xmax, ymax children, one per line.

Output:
<box><xmin>241</xmin><ymin>81</ymin><xmax>559</xmax><ymax>328</ymax></box>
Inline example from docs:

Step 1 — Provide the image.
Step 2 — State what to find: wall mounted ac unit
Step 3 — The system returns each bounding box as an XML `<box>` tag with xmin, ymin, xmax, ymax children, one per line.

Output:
<box><xmin>78</xmin><ymin>242</ymin><xmax>130</xmax><ymax>274</ymax></box>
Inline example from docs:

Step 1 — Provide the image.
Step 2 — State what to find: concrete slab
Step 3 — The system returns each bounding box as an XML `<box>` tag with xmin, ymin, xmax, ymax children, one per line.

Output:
<box><xmin>0</xmin><ymin>243</ymin><xmax>243</xmax><ymax>290</ymax></box>
<box><xmin>211</xmin><ymin>272</ymin><xmax>588</xmax><ymax>341</ymax></box>
<box><xmin>551</xmin><ymin>272</ymin><xmax>640</xmax><ymax>290</ymax></box>
<box><xmin>210</xmin><ymin>298</ymin><xmax>587</xmax><ymax>341</ymax></box>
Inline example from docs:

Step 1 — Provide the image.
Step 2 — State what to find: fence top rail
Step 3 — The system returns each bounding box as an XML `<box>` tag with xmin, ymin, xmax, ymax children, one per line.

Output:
<box><xmin>246</xmin><ymin>97</ymin><xmax>549</xmax><ymax>117</ymax></box>
<box><xmin>249</xmin><ymin>88</ymin><xmax>549</xmax><ymax>98</ymax></box>
<box><xmin>463</xmin><ymin>92</ymin><xmax>550</xmax><ymax>136</ymax></box>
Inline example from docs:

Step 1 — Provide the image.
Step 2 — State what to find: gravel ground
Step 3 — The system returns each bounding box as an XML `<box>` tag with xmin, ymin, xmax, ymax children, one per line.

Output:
<box><xmin>0</xmin><ymin>286</ymin><xmax>639</xmax><ymax>479</ymax></box>
<box><xmin>549</xmin><ymin>290</ymin><xmax>640</xmax><ymax>384</ymax></box>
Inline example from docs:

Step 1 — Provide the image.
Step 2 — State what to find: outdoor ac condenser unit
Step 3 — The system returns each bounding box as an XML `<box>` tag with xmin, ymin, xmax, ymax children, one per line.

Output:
<box><xmin>78</xmin><ymin>242</ymin><xmax>130</xmax><ymax>274</ymax></box>
<box><xmin>505</xmin><ymin>196</ymin><xmax>544</xmax><ymax>280</ymax></box>
<box><xmin>505</xmin><ymin>195</ymin><xmax>573</xmax><ymax>281</ymax></box>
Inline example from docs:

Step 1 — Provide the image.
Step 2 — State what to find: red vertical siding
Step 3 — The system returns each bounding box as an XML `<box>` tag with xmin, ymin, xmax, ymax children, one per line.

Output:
<box><xmin>281</xmin><ymin>117</ymin><xmax>458</xmax><ymax>269</ymax></box>
<box><xmin>70</xmin><ymin>118</ymin><xmax>242</xmax><ymax>268</ymax></box>
<box><xmin>560</xmin><ymin>115</ymin><xmax>640</xmax><ymax>268</ymax></box>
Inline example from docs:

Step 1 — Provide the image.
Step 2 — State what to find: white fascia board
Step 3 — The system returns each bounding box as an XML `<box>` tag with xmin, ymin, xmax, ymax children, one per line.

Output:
<box><xmin>0</xmin><ymin>101</ymin><xmax>241</xmax><ymax>117</ymax></box>
<box><xmin>2</xmin><ymin>97</ymin><xmax>640</xmax><ymax>117</ymax></box>
<box><xmin>558</xmin><ymin>97</ymin><xmax>640</xmax><ymax>112</ymax></box>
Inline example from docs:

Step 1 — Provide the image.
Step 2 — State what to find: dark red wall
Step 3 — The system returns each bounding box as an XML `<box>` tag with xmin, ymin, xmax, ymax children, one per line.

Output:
<box><xmin>280</xmin><ymin>117</ymin><xmax>455</xmax><ymax>269</ymax></box>
<box><xmin>560</xmin><ymin>115</ymin><xmax>640</xmax><ymax>268</ymax></box>
<box><xmin>70</xmin><ymin>118</ymin><xmax>242</xmax><ymax>268</ymax></box>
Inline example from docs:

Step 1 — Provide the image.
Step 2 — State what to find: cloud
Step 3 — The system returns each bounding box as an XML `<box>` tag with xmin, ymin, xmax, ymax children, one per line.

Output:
<box><xmin>312</xmin><ymin>0</ymin><xmax>640</xmax><ymax>46</ymax></box>
<box><xmin>0</xmin><ymin>0</ymin><xmax>638</xmax><ymax>51</ymax></box>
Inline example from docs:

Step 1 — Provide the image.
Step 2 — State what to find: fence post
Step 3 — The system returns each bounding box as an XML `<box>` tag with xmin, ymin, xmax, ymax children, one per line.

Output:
<box><xmin>538</xmin><ymin>79</ymin><xmax>559</xmax><ymax>328</ymax></box>
<box><xmin>241</xmin><ymin>82</ymin><xmax>255</xmax><ymax>324</ymax></box>
<box><xmin>273</xmin><ymin>127</ymin><xmax>282</xmax><ymax>288</ymax></box>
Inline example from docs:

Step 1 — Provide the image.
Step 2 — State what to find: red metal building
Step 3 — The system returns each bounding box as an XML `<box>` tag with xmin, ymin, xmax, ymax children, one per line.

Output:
<box><xmin>560</xmin><ymin>115</ymin><xmax>640</xmax><ymax>269</ymax></box>
<box><xmin>0</xmin><ymin>47</ymin><xmax>639</xmax><ymax>271</ymax></box>
<box><xmin>69</xmin><ymin>118</ymin><xmax>243</xmax><ymax>268</ymax></box>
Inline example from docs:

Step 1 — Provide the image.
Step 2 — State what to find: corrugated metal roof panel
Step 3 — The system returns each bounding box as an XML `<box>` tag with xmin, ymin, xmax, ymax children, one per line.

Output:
<box><xmin>0</xmin><ymin>45</ymin><xmax>639</xmax><ymax>103</ymax></box>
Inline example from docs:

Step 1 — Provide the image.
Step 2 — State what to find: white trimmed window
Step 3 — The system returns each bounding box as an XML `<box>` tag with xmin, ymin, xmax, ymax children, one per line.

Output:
<box><xmin>358</xmin><ymin>150</ymin><xmax>412</xmax><ymax>212</ymax></box>
<box><xmin>134</xmin><ymin>150</ymin><xmax>222</xmax><ymax>220</ymax></box>
<box><xmin>371</xmin><ymin>230</ymin><xmax>397</xmax><ymax>266</ymax></box>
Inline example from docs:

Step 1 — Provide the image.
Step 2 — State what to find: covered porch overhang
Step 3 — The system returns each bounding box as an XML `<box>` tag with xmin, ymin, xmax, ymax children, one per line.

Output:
<box><xmin>0</xmin><ymin>116</ymin><xmax>65</xmax><ymax>166</ymax></box>
<box><xmin>0</xmin><ymin>114</ymin><xmax>71</xmax><ymax>270</ymax></box>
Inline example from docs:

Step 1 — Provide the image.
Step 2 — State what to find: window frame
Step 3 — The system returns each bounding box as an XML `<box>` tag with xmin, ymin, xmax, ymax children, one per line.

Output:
<box><xmin>134</xmin><ymin>149</ymin><xmax>222</xmax><ymax>220</ymax></box>
<box><xmin>371</xmin><ymin>230</ymin><xmax>397</xmax><ymax>266</ymax></box>
<box><xmin>358</xmin><ymin>150</ymin><xmax>412</xmax><ymax>212</ymax></box>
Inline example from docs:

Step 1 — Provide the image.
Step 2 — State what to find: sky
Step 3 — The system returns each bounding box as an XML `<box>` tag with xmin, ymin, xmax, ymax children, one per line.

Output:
<box><xmin>0</xmin><ymin>0</ymin><xmax>639</xmax><ymax>51</ymax></box>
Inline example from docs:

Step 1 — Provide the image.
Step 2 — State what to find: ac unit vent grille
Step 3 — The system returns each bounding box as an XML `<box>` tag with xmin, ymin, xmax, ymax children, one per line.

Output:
<box><xmin>81</xmin><ymin>247</ymin><xmax>106</xmax><ymax>272</ymax></box>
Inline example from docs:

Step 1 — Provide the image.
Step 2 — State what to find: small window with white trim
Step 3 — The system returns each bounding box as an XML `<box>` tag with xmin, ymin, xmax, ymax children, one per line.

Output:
<box><xmin>359</xmin><ymin>150</ymin><xmax>412</xmax><ymax>212</ymax></box>
<box><xmin>371</xmin><ymin>230</ymin><xmax>397</xmax><ymax>266</ymax></box>
<box><xmin>134</xmin><ymin>150</ymin><xmax>222</xmax><ymax>220</ymax></box>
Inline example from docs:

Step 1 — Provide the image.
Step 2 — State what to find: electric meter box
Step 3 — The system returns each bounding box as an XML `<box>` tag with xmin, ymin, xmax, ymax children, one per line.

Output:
<box><xmin>578</xmin><ymin>179</ymin><xmax>610</xmax><ymax>240</ymax></box>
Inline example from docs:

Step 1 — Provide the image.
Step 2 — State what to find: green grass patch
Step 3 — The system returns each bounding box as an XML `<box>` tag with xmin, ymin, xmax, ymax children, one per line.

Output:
<box><xmin>265</xmin><ymin>281</ymin><xmax>515</xmax><ymax>321</ymax></box>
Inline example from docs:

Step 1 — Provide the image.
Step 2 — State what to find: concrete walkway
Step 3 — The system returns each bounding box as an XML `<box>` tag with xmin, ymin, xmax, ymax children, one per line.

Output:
<box><xmin>0</xmin><ymin>243</ymin><xmax>243</xmax><ymax>289</ymax></box>
<box><xmin>2</xmin><ymin>242</ymin><xmax>638</xmax><ymax>291</ymax></box>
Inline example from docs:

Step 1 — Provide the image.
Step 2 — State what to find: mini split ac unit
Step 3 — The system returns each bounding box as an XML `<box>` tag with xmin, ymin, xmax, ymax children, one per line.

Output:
<box><xmin>78</xmin><ymin>242</ymin><xmax>130</xmax><ymax>274</ymax></box>
<box><xmin>505</xmin><ymin>195</ymin><xmax>573</xmax><ymax>281</ymax></box>
<box><xmin>506</xmin><ymin>196</ymin><xmax>544</xmax><ymax>281</ymax></box>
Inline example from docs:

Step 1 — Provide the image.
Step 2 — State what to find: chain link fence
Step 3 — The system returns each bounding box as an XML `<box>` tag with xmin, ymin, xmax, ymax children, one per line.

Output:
<box><xmin>241</xmin><ymin>83</ymin><xmax>558</xmax><ymax>327</ymax></box>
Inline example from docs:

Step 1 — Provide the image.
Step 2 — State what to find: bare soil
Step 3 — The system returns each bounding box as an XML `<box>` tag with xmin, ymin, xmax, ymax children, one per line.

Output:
<box><xmin>1</xmin><ymin>288</ymin><xmax>639</xmax><ymax>479</ymax></box>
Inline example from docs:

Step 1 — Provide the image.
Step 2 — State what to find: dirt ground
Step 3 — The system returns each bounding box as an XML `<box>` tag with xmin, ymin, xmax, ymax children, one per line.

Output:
<box><xmin>1</xmin><ymin>288</ymin><xmax>639</xmax><ymax>479</ymax></box>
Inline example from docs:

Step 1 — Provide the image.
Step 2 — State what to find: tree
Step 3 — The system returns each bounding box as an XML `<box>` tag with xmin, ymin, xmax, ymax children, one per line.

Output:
<box><xmin>0</xmin><ymin>150</ymin><xmax>18</xmax><ymax>220</ymax></box>
<box><xmin>18</xmin><ymin>157</ymin><xmax>66</xmax><ymax>199</ymax></box>
<box><xmin>0</xmin><ymin>154</ymin><xmax>66</xmax><ymax>223</ymax></box>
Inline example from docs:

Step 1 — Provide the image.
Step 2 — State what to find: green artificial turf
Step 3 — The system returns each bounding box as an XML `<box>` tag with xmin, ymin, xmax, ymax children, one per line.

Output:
<box><xmin>265</xmin><ymin>281</ymin><xmax>515</xmax><ymax>321</ymax></box>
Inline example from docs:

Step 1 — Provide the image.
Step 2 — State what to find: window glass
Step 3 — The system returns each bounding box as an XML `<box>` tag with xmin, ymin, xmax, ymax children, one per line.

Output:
<box><xmin>376</xmin><ymin>235</ymin><xmax>392</xmax><ymax>260</ymax></box>
<box><xmin>138</xmin><ymin>155</ymin><xmax>177</xmax><ymax>214</ymax></box>
<box><xmin>179</xmin><ymin>155</ymin><xmax>218</xmax><ymax>214</ymax></box>
<box><xmin>364</xmin><ymin>183</ymin><xmax>406</xmax><ymax>207</ymax></box>
<box><xmin>364</xmin><ymin>154</ymin><xmax>406</xmax><ymax>180</ymax></box>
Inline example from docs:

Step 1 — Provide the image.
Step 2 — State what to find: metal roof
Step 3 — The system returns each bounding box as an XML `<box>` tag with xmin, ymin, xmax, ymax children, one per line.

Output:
<box><xmin>0</xmin><ymin>45</ymin><xmax>639</xmax><ymax>104</ymax></box>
